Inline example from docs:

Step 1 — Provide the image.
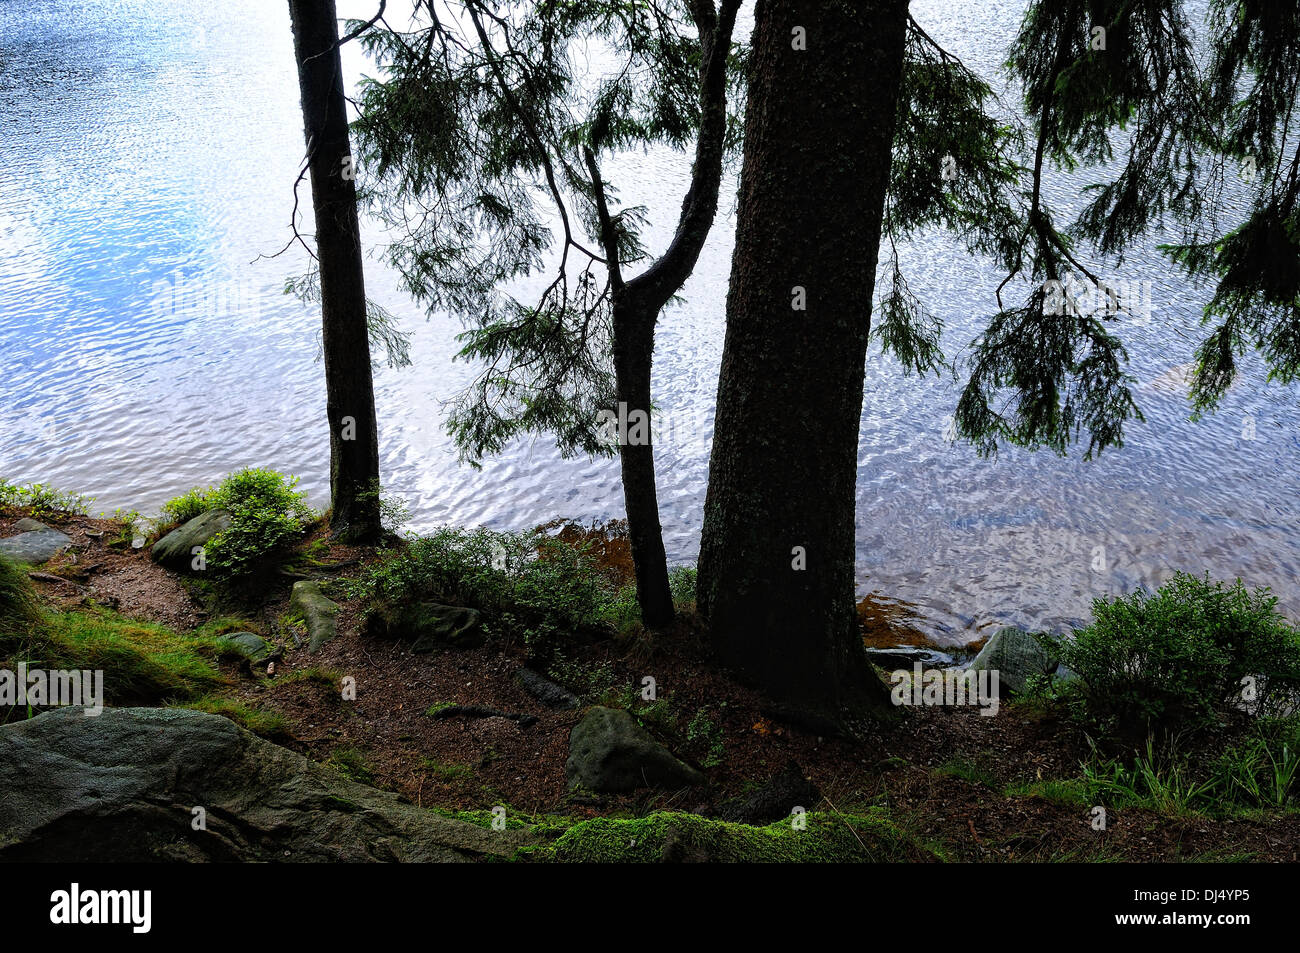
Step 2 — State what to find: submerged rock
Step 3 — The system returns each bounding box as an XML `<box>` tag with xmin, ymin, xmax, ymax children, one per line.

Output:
<box><xmin>151</xmin><ymin>510</ymin><xmax>230</xmax><ymax>572</ymax></box>
<box><xmin>290</xmin><ymin>580</ymin><xmax>340</xmax><ymax>652</ymax></box>
<box><xmin>365</xmin><ymin>601</ymin><xmax>484</xmax><ymax>650</ymax></box>
<box><xmin>0</xmin><ymin>707</ymin><xmax>535</xmax><ymax>862</ymax></box>
<box><xmin>566</xmin><ymin>706</ymin><xmax>705</xmax><ymax>792</ymax></box>
<box><xmin>967</xmin><ymin>627</ymin><xmax>1058</xmax><ymax>695</ymax></box>
<box><xmin>865</xmin><ymin>646</ymin><xmax>956</xmax><ymax>668</ymax></box>
<box><xmin>0</xmin><ymin>519</ymin><xmax>72</xmax><ymax>565</ymax></box>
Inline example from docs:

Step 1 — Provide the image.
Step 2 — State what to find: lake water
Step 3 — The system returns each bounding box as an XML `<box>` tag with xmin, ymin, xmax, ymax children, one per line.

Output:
<box><xmin>1</xmin><ymin>0</ymin><xmax>1296</xmax><ymax>644</ymax></box>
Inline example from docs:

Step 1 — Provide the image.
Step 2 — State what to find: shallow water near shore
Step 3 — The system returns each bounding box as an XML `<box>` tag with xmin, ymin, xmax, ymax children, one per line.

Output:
<box><xmin>1</xmin><ymin>0</ymin><xmax>1297</xmax><ymax>645</ymax></box>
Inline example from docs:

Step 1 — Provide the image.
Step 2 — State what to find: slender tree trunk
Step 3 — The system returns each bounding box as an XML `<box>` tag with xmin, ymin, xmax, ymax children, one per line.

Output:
<box><xmin>612</xmin><ymin>299</ymin><xmax>675</xmax><ymax>627</ymax></box>
<box><xmin>288</xmin><ymin>0</ymin><xmax>382</xmax><ymax>543</ymax></box>
<box><xmin>588</xmin><ymin>0</ymin><xmax>741</xmax><ymax>629</ymax></box>
<box><xmin>697</xmin><ymin>0</ymin><xmax>910</xmax><ymax>731</ymax></box>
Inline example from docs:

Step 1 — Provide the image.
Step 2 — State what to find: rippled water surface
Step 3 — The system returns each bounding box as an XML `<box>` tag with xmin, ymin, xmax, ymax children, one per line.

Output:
<box><xmin>2</xmin><ymin>0</ymin><xmax>1297</xmax><ymax>643</ymax></box>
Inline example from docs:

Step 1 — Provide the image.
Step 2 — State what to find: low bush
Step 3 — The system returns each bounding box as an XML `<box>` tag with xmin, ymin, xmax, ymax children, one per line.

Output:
<box><xmin>1056</xmin><ymin>572</ymin><xmax>1300</xmax><ymax>736</ymax></box>
<box><xmin>0</xmin><ymin>480</ymin><xmax>90</xmax><ymax>517</ymax></box>
<box><xmin>162</xmin><ymin>468</ymin><xmax>314</xmax><ymax>577</ymax></box>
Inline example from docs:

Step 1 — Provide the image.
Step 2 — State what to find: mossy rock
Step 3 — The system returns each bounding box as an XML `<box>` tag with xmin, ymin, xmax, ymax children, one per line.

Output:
<box><xmin>151</xmin><ymin>510</ymin><xmax>231</xmax><ymax>572</ymax></box>
<box><xmin>539</xmin><ymin>810</ymin><xmax>936</xmax><ymax>863</ymax></box>
<box><xmin>290</xmin><ymin>580</ymin><xmax>340</xmax><ymax>652</ymax></box>
<box><xmin>967</xmin><ymin>627</ymin><xmax>1058</xmax><ymax>696</ymax></box>
<box><xmin>364</xmin><ymin>601</ymin><xmax>484</xmax><ymax>650</ymax></box>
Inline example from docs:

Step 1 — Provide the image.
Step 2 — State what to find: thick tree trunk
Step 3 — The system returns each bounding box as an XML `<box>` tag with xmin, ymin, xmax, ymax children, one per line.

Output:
<box><xmin>697</xmin><ymin>0</ymin><xmax>910</xmax><ymax>730</ymax></box>
<box><xmin>288</xmin><ymin>0</ymin><xmax>382</xmax><ymax>543</ymax></box>
<box><xmin>612</xmin><ymin>299</ymin><xmax>675</xmax><ymax>627</ymax></box>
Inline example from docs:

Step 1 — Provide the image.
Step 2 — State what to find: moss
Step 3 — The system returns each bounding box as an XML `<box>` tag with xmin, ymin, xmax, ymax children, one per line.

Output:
<box><xmin>535</xmin><ymin>809</ymin><xmax>936</xmax><ymax>863</ymax></box>
<box><xmin>177</xmin><ymin>696</ymin><xmax>289</xmax><ymax>740</ymax></box>
<box><xmin>421</xmin><ymin>759</ymin><xmax>473</xmax><ymax>783</ymax></box>
<box><xmin>266</xmin><ymin>666</ymin><xmax>341</xmax><ymax>690</ymax></box>
<box><xmin>325</xmin><ymin>746</ymin><xmax>375</xmax><ymax>785</ymax></box>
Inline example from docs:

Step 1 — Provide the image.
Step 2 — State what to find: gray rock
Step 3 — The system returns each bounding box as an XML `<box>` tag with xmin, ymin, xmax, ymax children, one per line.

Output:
<box><xmin>566</xmin><ymin>706</ymin><xmax>705</xmax><ymax>792</ymax></box>
<box><xmin>1053</xmin><ymin>662</ymin><xmax>1079</xmax><ymax>683</ymax></box>
<box><xmin>365</xmin><ymin>601</ymin><xmax>484</xmax><ymax>651</ymax></box>
<box><xmin>517</xmin><ymin>667</ymin><xmax>579</xmax><ymax>710</ymax></box>
<box><xmin>290</xmin><ymin>580</ymin><xmax>339</xmax><ymax>652</ymax></box>
<box><xmin>716</xmin><ymin>759</ymin><xmax>819</xmax><ymax>825</ymax></box>
<box><xmin>0</xmin><ymin>520</ymin><xmax>72</xmax><ymax>565</ymax></box>
<box><xmin>967</xmin><ymin>627</ymin><xmax>1058</xmax><ymax>696</ymax></box>
<box><xmin>214</xmin><ymin>631</ymin><xmax>275</xmax><ymax>665</ymax></box>
<box><xmin>151</xmin><ymin>510</ymin><xmax>231</xmax><ymax>572</ymax></box>
<box><xmin>0</xmin><ymin>707</ymin><xmax>534</xmax><ymax>862</ymax></box>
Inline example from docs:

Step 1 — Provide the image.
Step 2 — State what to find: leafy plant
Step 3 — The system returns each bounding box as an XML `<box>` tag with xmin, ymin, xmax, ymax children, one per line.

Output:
<box><xmin>1058</xmin><ymin>573</ymin><xmax>1300</xmax><ymax>736</ymax></box>
<box><xmin>686</xmin><ymin>706</ymin><xmax>725</xmax><ymax>768</ymax></box>
<box><xmin>162</xmin><ymin>469</ymin><xmax>314</xmax><ymax>578</ymax></box>
<box><xmin>0</xmin><ymin>480</ymin><xmax>90</xmax><ymax>517</ymax></box>
<box><xmin>350</xmin><ymin>526</ymin><xmax>624</xmax><ymax>662</ymax></box>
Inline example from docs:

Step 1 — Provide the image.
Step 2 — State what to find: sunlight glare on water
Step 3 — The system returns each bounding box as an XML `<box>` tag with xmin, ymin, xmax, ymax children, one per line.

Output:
<box><xmin>0</xmin><ymin>0</ymin><xmax>1296</xmax><ymax>643</ymax></box>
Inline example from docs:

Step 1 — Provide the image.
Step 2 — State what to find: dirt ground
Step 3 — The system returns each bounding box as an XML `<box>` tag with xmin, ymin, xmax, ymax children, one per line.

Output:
<box><xmin>9</xmin><ymin>511</ymin><xmax>1300</xmax><ymax>862</ymax></box>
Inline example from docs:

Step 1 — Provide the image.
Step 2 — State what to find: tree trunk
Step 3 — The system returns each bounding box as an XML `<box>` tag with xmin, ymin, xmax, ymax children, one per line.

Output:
<box><xmin>697</xmin><ymin>0</ymin><xmax>910</xmax><ymax>731</ymax></box>
<box><xmin>612</xmin><ymin>298</ymin><xmax>675</xmax><ymax>627</ymax></box>
<box><xmin>589</xmin><ymin>1</ymin><xmax>741</xmax><ymax>629</ymax></box>
<box><xmin>288</xmin><ymin>0</ymin><xmax>382</xmax><ymax>544</ymax></box>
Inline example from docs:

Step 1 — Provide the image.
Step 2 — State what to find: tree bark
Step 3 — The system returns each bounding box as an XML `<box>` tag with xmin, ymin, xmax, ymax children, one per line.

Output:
<box><xmin>288</xmin><ymin>0</ymin><xmax>382</xmax><ymax>543</ymax></box>
<box><xmin>591</xmin><ymin>0</ymin><xmax>742</xmax><ymax>628</ymax></box>
<box><xmin>612</xmin><ymin>299</ymin><xmax>675</xmax><ymax>626</ymax></box>
<box><xmin>697</xmin><ymin>0</ymin><xmax>910</xmax><ymax>730</ymax></box>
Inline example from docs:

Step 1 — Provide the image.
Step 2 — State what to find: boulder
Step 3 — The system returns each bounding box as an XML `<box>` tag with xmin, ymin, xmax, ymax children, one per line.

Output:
<box><xmin>0</xmin><ymin>707</ymin><xmax>535</xmax><ymax>862</ymax></box>
<box><xmin>566</xmin><ymin>706</ymin><xmax>705</xmax><ymax>792</ymax></box>
<box><xmin>516</xmin><ymin>667</ymin><xmax>579</xmax><ymax>710</ymax></box>
<box><xmin>0</xmin><ymin>519</ymin><xmax>72</xmax><ymax>565</ymax></box>
<box><xmin>967</xmin><ymin>627</ymin><xmax>1058</xmax><ymax>696</ymax></box>
<box><xmin>365</xmin><ymin>601</ymin><xmax>484</xmax><ymax>651</ymax></box>
<box><xmin>150</xmin><ymin>510</ymin><xmax>231</xmax><ymax>572</ymax></box>
<box><xmin>290</xmin><ymin>580</ymin><xmax>340</xmax><ymax>652</ymax></box>
<box><xmin>214</xmin><ymin>631</ymin><xmax>275</xmax><ymax>665</ymax></box>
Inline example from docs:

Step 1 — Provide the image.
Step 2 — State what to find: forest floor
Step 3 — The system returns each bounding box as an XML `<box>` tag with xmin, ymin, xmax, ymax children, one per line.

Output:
<box><xmin>7</xmin><ymin>508</ymin><xmax>1300</xmax><ymax>862</ymax></box>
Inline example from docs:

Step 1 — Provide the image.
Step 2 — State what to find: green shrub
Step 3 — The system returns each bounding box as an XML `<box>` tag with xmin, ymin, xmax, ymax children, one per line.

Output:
<box><xmin>349</xmin><ymin>527</ymin><xmax>616</xmax><ymax>661</ymax></box>
<box><xmin>686</xmin><ymin>706</ymin><xmax>726</xmax><ymax>768</ymax></box>
<box><xmin>1059</xmin><ymin>573</ymin><xmax>1300</xmax><ymax>736</ymax></box>
<box><xmin>161</xmin><ymin>485</ymin><xmax>216</xmax><ymax>526</ymax></box>
<box><xmin>163</xmin><ymin>469</ymin><xmax>314</xmax><ymax>577</ymax></box>
<box><xmin>0</xmin><ymin>480</ymin><xmax>90</xmax><ymax>517</ymax></box>
<box><xmin>668</xmin><ymin>565</ymin><xmax>697</xmax><ymax>608</ymax></box>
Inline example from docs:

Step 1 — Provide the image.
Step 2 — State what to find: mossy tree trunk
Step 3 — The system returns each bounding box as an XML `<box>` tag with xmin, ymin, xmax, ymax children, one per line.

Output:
<box><xmin>697</xmin><ymin>0</ymin><xmax>910</xmax><ymax>730</ymax></box>
<box><xmin>288</xmin><ymin>0</ymin><xmax>382</xmax><ymax>543</ymax></box>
